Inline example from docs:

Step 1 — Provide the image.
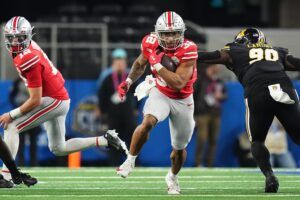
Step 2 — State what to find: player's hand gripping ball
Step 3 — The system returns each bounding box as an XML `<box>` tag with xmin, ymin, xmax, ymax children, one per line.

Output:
<box><xmin>149</xmin><ymin>50</ymin><xmax>177</xmax><ymax>72</ymax></box>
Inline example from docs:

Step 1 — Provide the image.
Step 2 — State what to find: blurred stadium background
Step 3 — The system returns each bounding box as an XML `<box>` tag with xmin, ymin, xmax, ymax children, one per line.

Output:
<box><xmin>1</xmin><ymin>0</ymin><xmax>300</xmax><ymax>168</ymax></box>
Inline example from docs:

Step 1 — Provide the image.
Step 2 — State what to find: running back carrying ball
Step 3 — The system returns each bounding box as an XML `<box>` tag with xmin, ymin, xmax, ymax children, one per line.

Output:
<box><xmin>161</xmin><ymin>54</ymin><xmax>177</xmax><ymax>72</ymax></box>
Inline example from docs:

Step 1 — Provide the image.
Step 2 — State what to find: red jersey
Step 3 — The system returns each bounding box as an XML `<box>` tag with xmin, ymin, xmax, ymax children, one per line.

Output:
<box><xmin>12</xmin><ymin>41</ymin><xmax>69</xmax><ymax>100</ymax></box>
<box><xmin>141</xmin><ymin>33</ymin><xmax>198</xmax><ymax>99</ymax></box>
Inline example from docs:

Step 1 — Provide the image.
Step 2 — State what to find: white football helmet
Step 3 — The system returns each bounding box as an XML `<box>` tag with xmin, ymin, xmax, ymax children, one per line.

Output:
<box><xmin>4</xmin><ymin>16</ymin><xmax>33</xmax><ymax>53</ymax></box>
<box><xmin>155</xmin><ymin>11</ymin><xmax>186</xmax><ymax>50</ymax></box>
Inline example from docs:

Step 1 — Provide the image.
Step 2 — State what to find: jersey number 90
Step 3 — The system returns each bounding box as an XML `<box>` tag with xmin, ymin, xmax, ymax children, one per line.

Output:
<box><xmin>249</xmin><ymin>48</ymin><xmax>279</xmax><ymax>64</ymax></box>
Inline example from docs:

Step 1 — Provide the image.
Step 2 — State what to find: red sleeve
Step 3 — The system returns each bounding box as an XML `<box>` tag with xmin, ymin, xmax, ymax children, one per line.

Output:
<box><xmin>180</xmin><ymin>41</ymin><xmax>198</xmax><ymax>63</ymax></box>
<box><xmin>23</xmin><ymin>63</ymin><xmax>42</xmax><ymax>88</ymax></box>
<box><xmin>19</xmin><ymin>52</ymin><xmax>41</xmax><ymax>72</ymax></box>
<box><xmin>141</xmin><ymin>34</ymin><xmax>159</xmax><ymax>59</ymax></box>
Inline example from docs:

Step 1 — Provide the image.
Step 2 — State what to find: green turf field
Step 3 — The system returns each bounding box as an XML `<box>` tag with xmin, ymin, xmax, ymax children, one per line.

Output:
<box><xmin>0</xmin><ymin>167</ymin><xmax>300</xmax><ymax>200</ymax></box>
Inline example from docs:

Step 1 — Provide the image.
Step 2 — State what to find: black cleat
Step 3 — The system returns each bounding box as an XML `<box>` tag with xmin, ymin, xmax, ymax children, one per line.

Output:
<box><xmin>12</xmin><ymin>172</ymin><xmax>37</xmax><ymax>187</ymax></box>
<box><xmin>104</xmin><ymin>130</ymin><xmax>129</xmax><ymax>154</ymax></box>
<box><xmin>265</xmin><ymin>175</ymin><xmax>279</xmax><ymax>193</ymax></box>
<box><xmin>0</xmin><ymin>175</ymin><xmax>13</xmax><ymax>188</ymax></box>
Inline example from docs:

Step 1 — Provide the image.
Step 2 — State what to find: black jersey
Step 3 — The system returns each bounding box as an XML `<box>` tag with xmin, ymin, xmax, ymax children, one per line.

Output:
<box><xmin>223</xmin><ymin>42</ymin><xmax>292</xmax><ymax>96</ymax></box>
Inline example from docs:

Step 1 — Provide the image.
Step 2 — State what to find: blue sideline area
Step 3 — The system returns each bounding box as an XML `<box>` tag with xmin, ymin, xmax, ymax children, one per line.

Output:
<box><xmin>0</xmin><ymin>80</ymin><xmax>300</xmax><ymax>167</ymax></box>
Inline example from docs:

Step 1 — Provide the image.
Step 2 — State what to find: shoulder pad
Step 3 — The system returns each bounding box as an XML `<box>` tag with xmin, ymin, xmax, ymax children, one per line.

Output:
<box><xmin>19</xmin><ymin>50</ymin><xmax>40</xmax><ymax>72</ymax></box>
<box><xmin>181</xmin><ymin>40</ymin><xmax>198</xmax><ymax>60</ymax></box>
<box><xmin>141</xmin><ymin>33</ymin><xmax>159</xmax><ymax>58</ymax></box>
<box><xmin>141</xmin><ymin>33</ymin><xmax>158</xmax><ymax>49</ymax></box>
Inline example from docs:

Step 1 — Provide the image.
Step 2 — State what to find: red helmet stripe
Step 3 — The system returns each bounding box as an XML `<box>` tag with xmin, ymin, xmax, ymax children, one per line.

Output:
<box><xmin>12</xmin><ymin>16</ymin><xmax>20</xmax><ymax>30</ymax></box>
<box><xmin>167</xmin><ymin>11</ymin><xmax>172</xmax><ymax>27</ymax></box>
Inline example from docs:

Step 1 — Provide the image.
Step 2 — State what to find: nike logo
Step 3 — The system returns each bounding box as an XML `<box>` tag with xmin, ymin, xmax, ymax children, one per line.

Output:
<box><xmin>187</xmin><ymin>103</ymin><xmax>193</xmax><ymax>107</ymax></box>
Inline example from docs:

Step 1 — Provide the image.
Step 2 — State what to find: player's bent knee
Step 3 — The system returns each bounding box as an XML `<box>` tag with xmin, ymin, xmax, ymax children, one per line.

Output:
<box><xmin>251</xmin><ymin>141</ymin><xmax>270</xmax><ymax>158</ymax></box>
<box><xmin>49</xmin><ymin>144</ymin><xmax>67</xmax><ymax>156</ymax></box>
<box><xmin>141</xmin><ymin>115</ymin><xmax>157</xmax><ymax>132</ymax></box>
<box><xmin>172</xmin><ymin>142</ymin><xmax>188</xmax><ymax>151</ymax></box>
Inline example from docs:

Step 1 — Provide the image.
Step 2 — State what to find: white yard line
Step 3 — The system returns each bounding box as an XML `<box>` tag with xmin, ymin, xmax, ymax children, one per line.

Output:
<box><xmin>22</xmin><ymin>167</ymin><xmax>300</xmax><ymax>173</ymax></box>
<box><xmin>32</xmin><ymin>180</ymin><xmax>300</xmax><ymax>183</ymax></box>
<box><xmin>0</xmin><ymin>194</ymin><xmax>300</xmax><ymax>197</ymax></box>
<box><xmin>8</xmin><ymin>186</ymin><xmax>300</xmax><ymax>190</ymax></box>
<box><xmin>38</xmin><ymin>176</ymin><xmax>261</xmax><ymax>179</ymax></box>
<box><xmin>37</xmin><ymin>176</ymin><xmax>299</xmax><ymax>179</ymax></box>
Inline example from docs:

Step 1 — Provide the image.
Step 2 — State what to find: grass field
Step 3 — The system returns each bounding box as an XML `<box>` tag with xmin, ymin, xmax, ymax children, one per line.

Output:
<box><xmin>0</xmin><ymin>167</ymin><xmax>300</xmax><ymax>200</ymax></box>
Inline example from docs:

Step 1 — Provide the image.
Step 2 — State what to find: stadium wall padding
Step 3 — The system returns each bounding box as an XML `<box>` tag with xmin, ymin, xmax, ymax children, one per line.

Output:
<box><xmin>0</xmin><ymin>80</ymin><xmax>300</xmax><ymax>167</ymax></box>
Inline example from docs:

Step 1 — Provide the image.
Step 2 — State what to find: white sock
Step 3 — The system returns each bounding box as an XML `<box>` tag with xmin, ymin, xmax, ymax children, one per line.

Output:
<box><xmin>63</xmin><ymin>136</ymin><xmax>107</xmax><ymax>154</ymax></box>
<box><xmin>2</xmin><ymin>124</ymin><xmax>19</xmax><ymax>180</ymax></box>
<box><xmin>97</xmin><ymin>136</ymin><xmax>108</xmax><ymax>146</ymax></box>
<box><xmin>168</xmin><ymin>169</ymin><xmax>177</xmax><ymax>178</ymax></box>
<box><xmin>127</xmin><ymin>153</ymin><xmax>137</xmax><ymax>162</ymax></box>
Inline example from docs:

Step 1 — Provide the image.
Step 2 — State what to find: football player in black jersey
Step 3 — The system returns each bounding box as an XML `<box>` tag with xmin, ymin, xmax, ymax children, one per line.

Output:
<box><xmin>198</xmin><ymin>28</ymin><xmax>300</xmax><ymax>193</ymax></box>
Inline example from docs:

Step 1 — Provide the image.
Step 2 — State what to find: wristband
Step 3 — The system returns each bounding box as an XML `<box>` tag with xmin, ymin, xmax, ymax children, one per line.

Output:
<box><xmin>153</xmin><ymin>63</ymin><xmax>163</xmax><ymax>72</ymax></box>
<box><xmin>126</xmin><ymin>78</ymin><xmax>133</xmax><ymax>86</ymax></box>
<box><xmin>9</xmin><ymin>108</ymin><xmax>22</xmax><ymax>120</ymax></box>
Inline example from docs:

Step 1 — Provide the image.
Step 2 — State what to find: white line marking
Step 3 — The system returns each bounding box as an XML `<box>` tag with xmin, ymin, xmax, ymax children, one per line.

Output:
<box><xmin>36</xmin><ymin>176</ymin><xmax>300</xmax><ymax>179</ymax></box>
<box><xmin>7</xmin><ymin>187</ymin><xmax>300</xmax><ymax>190</ymax></box>
<box><xmin>22</xmin><ymin>167</ymin><xmax>300</xmax><ymax>173</ymax></box>
<box><xmin>0</xmin><ymin>194</ymin><xmax>300</xmax><ymax>197</ymax></box>
<box><xmin>32</xmin><ymin>180</ymin><xmax>300</xmax><ymax>183</ymax></box>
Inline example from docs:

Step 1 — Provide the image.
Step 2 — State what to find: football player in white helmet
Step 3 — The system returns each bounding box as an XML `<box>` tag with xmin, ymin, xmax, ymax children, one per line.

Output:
<box><xmin>117</xmin><ymin>11</ymin><xmax>198</xmax><ymax>195</ymax></box>
<box><xmin>155</xmin><ymin>11</ymin><xmax>186</xmax><ymax>51</ymax></box>
<box><xmin>0</xmin><ymin>17</ymin><xmax>38</xmax><ymax>188</ymax></box>
<box><xmin>4</xmin><ymin>16</ymin><xmax>33</xmax><ymax>54</ymax></box>
<box><xmin>1</xmin><ymin>16</ymin><xmax>128</xmax><ymax>186</ymax></box>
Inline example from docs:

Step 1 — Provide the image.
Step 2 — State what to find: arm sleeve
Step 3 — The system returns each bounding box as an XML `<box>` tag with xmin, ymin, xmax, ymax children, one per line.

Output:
<box><xmin>198</xmin><ymin>50</ymin><xmax>231</xmax><ymax>64</ymax></box>
<box><xmin>23</xmin><ymin>63</ymin><xmax>42</xmax><ymax>88</ymax></box>
<box><xmin>180</xmin><ymin>43</ymin><xmax>198</xmax><ymax>62</ymax></box>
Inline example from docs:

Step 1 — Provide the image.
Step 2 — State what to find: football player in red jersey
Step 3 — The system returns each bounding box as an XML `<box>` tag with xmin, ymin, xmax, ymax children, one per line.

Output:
<box><xmin>0</xmin><ymin>16</ymin><xmax>128</xmax><ymax>182</ymax></box>
<box><xmin>116</xmin><ymin>11</ymin><xmax>198</xmax><ymax>194</ymax></box>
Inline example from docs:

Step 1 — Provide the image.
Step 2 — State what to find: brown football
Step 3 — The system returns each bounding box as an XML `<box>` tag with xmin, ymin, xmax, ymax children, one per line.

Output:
<box><xmin>161</xmin><ymin>55</ymin><xmax>177</xmax><ymax>72</ymax></box>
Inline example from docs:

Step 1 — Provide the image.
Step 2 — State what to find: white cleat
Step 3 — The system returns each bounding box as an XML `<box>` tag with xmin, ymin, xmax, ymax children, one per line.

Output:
<box><xmin>165</xmin><ymin>171</ymin><xmax>181</xmax><ymax>195</ymax></box>
<box><xmin>116</xmin><ymin>157</ymin><xmax>135</xmax><ymax>178</ymax></box>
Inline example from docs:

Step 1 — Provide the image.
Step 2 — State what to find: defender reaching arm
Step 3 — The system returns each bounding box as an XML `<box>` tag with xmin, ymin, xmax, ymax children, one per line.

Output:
<box><xmin>197</xmin><ymin>50</ymin><xmax>232</xmax><ymax>65</ymax></box>
<box><xmin>284</xmin><ymin>55</ymin><xmax>300</xmax><ymax>71</ymax></box>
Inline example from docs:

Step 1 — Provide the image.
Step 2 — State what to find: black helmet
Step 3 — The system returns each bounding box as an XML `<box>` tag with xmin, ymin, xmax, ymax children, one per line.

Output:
<box><xmin>234</xmin><ymin>28</ymin><xmax>266</xmax><ymax>45</ymax></box>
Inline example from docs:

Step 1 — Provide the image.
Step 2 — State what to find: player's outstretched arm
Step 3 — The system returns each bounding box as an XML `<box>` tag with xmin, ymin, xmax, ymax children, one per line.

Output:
<box><xmin>198</xmin><ymin>50</ymin><xmax>232</xmax><ymax>65</ymax></box>
<box><xmin>0</xmin><ymin>87</ymin><xmax>41</xmax><ymax>128</ymax></box>
<box><xmin>128</xmin><ymin>54</ymin><xmax>148</xmax><ymax>83</ymax></box>
<box><xmin>118</xmin><ymin>54</ymin><xmax>148</xmax><ymax>100</ymax></box>
<box><xmin>284</xmin><ymin>55</ymin><xmax>300</xmax><ymax>71</ymax></box>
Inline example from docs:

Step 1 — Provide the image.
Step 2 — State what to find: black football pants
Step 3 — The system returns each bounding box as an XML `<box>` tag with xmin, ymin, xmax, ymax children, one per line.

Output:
<box><xmin>245</xmin><ymin>85</ymin><xmax>300</xmax><ymax>145</ymax></box>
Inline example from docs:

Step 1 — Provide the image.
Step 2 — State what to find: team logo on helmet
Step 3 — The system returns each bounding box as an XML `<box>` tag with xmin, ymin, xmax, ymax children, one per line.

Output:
<box><xmin>155</xmin><ymin>11</ymin><xmax>186</xmax><ymax>50</ymax></box>
<box><xmin>3</xmin><ymin>16</ymin><xmax>34</xmax><ymax>53</ymax></box>
<box><xmin>234</xmin><ymin>28</ymin><xmax>266</xmax><ymax>45</ymax></box>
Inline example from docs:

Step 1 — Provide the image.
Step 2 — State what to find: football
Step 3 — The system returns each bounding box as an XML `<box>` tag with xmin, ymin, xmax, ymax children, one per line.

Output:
<box><xmin>161</xmin><ymin>54</ymin><xmax>177</xmax><ymax>72</ymax></box>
